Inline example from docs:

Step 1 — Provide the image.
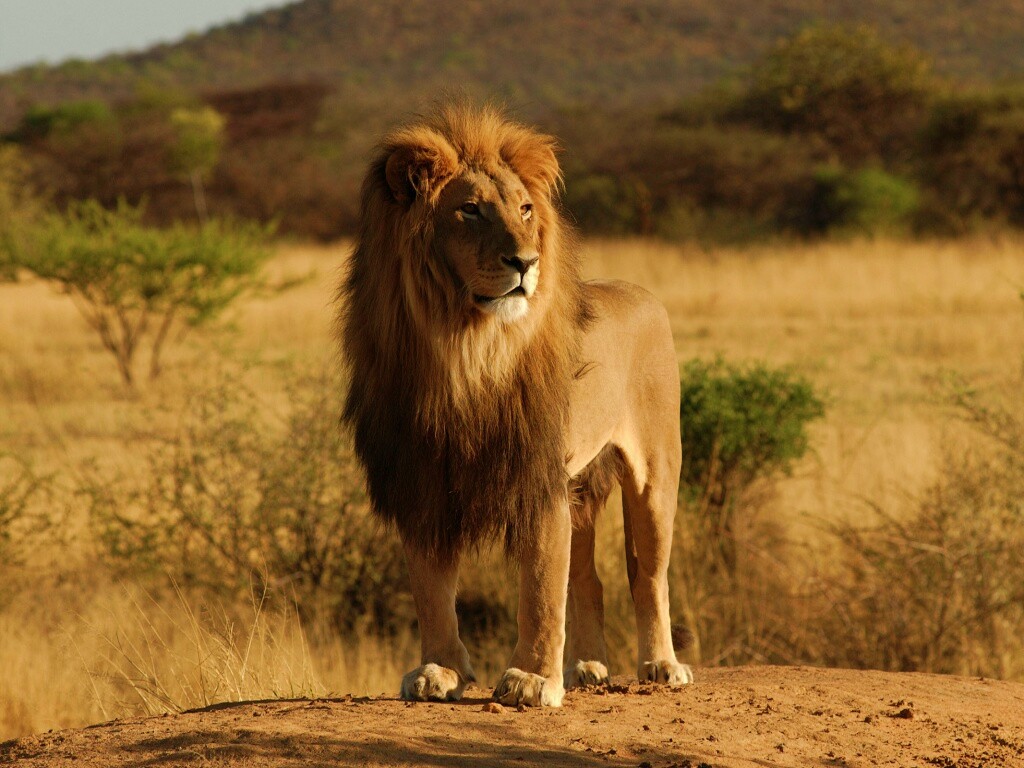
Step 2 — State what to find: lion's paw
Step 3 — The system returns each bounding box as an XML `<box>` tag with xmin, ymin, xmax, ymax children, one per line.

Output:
<box><xmin>493</xmin><ymin>668</ymin><xmax>564</xmax><ymax>707</ymax></box>
<box><xmin>564</xmin><ymin>660</ymin><xmax>610</xmax><ymax>689</ymax></box>
<box><xmin>400</xmin><ymin>663</ymin><xmax>468</xmax><ymax>702</ymax></box>
<box><xmin>639</xmin><ymin>659</ymin><xmax>694</xmax><ymax>686</ymax></box>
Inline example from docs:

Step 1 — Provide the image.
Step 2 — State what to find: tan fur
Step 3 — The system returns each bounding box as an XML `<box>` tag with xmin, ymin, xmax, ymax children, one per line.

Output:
<box><xmin>338</xmin><ymin>103</ymin><xmax>691</xmax><ymax>707</ymax></box>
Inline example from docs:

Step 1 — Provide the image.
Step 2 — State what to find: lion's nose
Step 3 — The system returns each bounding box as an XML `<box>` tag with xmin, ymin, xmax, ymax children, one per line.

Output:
<box><xmin>501</xmin><ymin>253</ymin><xmax>539</xmax><ymax>275</ymax></box>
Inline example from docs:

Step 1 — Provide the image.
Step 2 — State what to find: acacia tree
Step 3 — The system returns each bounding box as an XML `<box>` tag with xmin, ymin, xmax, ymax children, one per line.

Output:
<box><xmin>5</xmin><ymin>199</ymin><xmax>271</xmax><ymax>387</ymax></box>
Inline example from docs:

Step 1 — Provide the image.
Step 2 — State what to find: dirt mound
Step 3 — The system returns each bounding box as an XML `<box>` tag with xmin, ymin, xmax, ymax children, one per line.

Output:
<box><xmin>4</xmin><ymin>666</ymin><xmax>1024</xmax><ymax>767</ymax></box>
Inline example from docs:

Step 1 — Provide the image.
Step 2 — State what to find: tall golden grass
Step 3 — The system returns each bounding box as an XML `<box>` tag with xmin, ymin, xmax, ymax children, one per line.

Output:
<box><xmin>1</xmin><ymin>236</ymin><xmax>1022</xmax><ymax>739</ymax></box>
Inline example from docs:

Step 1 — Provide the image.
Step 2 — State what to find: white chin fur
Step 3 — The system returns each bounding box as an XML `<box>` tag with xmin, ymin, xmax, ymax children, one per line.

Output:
<box><xmin>480</xmin><ymin>295</ymin><xmax>530</xmax><ymax>323</ymax></box>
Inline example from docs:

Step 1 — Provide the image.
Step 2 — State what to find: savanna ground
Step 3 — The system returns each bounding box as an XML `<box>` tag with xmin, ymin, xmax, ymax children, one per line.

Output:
<box><xmin>2</xmin><ymin>236</ymin><xmax>1024</xmax><ymax>763</ymax></box>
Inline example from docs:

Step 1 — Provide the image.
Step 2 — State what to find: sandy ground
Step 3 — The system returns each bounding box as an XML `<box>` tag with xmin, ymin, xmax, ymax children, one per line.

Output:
<box><xmin>3</xmin><ymin>666</ymin><xmax>1024</xmax><ymax>767</ymax></box>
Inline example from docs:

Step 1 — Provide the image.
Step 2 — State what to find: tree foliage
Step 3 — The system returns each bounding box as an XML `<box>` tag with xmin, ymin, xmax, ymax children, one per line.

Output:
<box><xmin>0</xmin><ymin>144</ymin><xmax>46</xmax><ymax>279</ymax></box>
<box><xmin>168</xmin><ymin>106</ymin><xmax>225</xmax><ymax>221</ymax></box>
<box><xmin>5</xmin><ymin>200</ymin><xmax>271</xmax><ymax>386</ymax></box>
<box><xmin>741</xmin><ymin>25</ymin><xmax>935</xmax><ymax>162</ymax></box>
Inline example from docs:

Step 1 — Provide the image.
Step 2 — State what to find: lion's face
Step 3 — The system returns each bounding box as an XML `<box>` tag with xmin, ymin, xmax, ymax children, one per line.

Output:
<box><xmin>432</xmin><ymin>166</ymin><xmax>540</xmax><ymax>324</ymax></box>
<box><xmin>379</xmin><ymin>114</ymin><xmax>561</xmax><ymax>328</ymax></box>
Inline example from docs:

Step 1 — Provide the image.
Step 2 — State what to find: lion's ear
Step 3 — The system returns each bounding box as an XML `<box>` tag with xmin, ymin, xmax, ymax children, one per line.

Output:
<box><xmin>384</xmin><ymin>131</ymin><xmax>459</xmax><ymax>205</ymax></box>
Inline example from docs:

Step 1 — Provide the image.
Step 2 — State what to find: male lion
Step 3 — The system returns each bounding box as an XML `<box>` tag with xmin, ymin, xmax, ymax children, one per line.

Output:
<box><xmin>339</xmin><ymin>103</ymin><xmax>691</xmax><ymax>708</ymax></box>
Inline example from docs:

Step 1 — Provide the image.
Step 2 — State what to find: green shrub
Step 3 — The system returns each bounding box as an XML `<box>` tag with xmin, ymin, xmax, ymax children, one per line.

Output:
<box><xmin>85</xmin><ymin>371</ymin><xmax>412</xmax><ymax>634</ymax></box>
<box><xmin>672</xmin><ymin>359</ymin><xmax>824</xmax><ymax>664</ymax></box>
<box><xmin>16</xmin><ymin>101</ymin><xmax>115</xmax><ymax>140</ymax></box>
<box><xmin>807</xmin><ymin>166</ymin><xmax>920</xmax><ymax>235</ymax></box>
<box><xmin>167</xmin><ymin>106</ymin><xmax>225</xmax><ymax>221</ymax></box>
<box><xmin>6</xmin><ymin>200</ymin><xmax>271</xmax><ymax>386</ymax></box>
<box><xmin>678</xmin><ymin>358</ymin><xmax>825</xmax><ymax>511</ymax></box>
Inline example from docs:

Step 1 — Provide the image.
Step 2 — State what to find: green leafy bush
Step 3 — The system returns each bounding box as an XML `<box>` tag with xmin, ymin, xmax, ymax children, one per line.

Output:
<box><xmin>85</xmin><ymin>372</ymin><xmax>412</xmax><ymax>634</ymax></box>
<box><xmin>672</xmin><ymin>358</ymin><xmax>824</xmax><ymax>664</ymax></box>
<box><xmin>7</xmin><ymin>200</ymin><xmax>271</xmax><ymax>386</ymax></box>
<box><xmin>168</xmin><ymin>106</ymin><xmax>225</xmax><ymax>221</ymax></box>
<box><xmin>16</xmin><ymin>101</ymin><xmax>115</xmax><ymax>140</ymax></box>
<box><xmin>806</xmin><ymin>166</ymin><xmax>920</xmax><ymax>235</ymax></box>
<box><xmin>678</xmin><ymin>358</ymin><xmax>825</xmax><ymax>512</ymax></box>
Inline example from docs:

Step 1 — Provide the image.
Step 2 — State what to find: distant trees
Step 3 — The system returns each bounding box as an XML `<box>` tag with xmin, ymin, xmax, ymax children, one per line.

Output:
<box><xmin>740</xmin><ymin>25</ymin><xmax>935</xmax><ymax>163</ymax></box>
<box><xmin>6</xmin><ymin>81</ymin><xmax>350</xmax><ymax>239</ymax></box>
<box><xmin>561</xmin><ymin>26</ymin><xmax>955</xmax><ymax>240</ymax></box>
<box><xmin>4</xmin><ymin>26</ymin><xmax>1024</xmax><ymax>241</ymax></box>
<box><xmin>0</xmin><ymin>144</ymin><xmax>44</xmax><ymax>279</ymax></box>
<box><xmin>917</xmin><ymin>85</ymin><xmax>1024</xmax><ymax>229</ymax></box>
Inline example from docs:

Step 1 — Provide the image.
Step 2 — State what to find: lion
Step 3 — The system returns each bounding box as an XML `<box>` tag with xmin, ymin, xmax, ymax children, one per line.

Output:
<box><xmin>338</xmin><ymin>103</ymin><xmax>692</xmax><ymax>708</ymax></box>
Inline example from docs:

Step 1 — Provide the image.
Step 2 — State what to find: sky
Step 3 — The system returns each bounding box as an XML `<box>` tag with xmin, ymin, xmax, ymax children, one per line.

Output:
<box><xmin>0</xmin><ymin>0</ymin><xmax>290</xmax><ymax>73</ymax></box>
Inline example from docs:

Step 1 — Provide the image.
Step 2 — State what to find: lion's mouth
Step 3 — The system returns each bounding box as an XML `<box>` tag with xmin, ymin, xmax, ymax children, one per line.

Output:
<box><xmin>473</xmin><ymin>286</ymin><xmax>527</xmax><ymax>304</ymax></box>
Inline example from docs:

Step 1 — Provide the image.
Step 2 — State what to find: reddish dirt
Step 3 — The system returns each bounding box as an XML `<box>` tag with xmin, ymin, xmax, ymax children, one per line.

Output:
<box><xmin>4</xmin><ymin>666</ymin><xmax>1024</xmax><ymax>767</ymax></box>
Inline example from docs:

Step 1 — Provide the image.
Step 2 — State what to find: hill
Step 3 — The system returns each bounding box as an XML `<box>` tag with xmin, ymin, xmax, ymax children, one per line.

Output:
<box><xmin>3</xmin><ymin>0</ymin><xmax>1024</xmax><ymax>130</ymax></box>
<box><xmin>4</xmin><ymin>1</ymin><xmax>1024</xmax><ymax>241</ymax></box>
<box><xmin>4</xmin><ymin>667</ymin><xmax>1024</xmax><ymax>767</ymax></box>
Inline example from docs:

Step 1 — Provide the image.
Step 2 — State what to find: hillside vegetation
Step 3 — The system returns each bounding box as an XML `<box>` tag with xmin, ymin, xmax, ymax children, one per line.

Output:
<box><xmin>4</xmin><ymin>0</ymin><xmax>1024</xmax><ymax>124</ymax></box>
<box><xmin>3</xmin><ymin>3</ymin><xmax>1024</xmax><ymax>240</ymax></box>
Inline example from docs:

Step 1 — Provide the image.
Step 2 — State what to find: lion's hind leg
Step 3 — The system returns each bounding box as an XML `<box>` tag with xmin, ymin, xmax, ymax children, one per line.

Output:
<box><xmin>400</xmin><ymin>544</ymin><xmax>476</xmax><ymax>701</ymax></box>
<box><xmin>564</xmin><ymin>447</ymin><xmax>619</xmax><ymax>690</ymax></box>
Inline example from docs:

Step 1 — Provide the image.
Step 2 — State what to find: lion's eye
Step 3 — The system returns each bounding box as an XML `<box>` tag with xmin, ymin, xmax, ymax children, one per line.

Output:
<box><xmin>459</xmin><ymin>202</ymin><xmax>480</xmax><ymax>217</ymax></box>
<box><xmin>521</xmin><ymin>203</ymin><xmax>533</xmax><ymax>221</ymax></box>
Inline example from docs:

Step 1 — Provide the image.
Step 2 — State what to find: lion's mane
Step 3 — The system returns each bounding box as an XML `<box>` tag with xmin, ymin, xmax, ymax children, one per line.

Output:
<box><xmin>339</xmin><ymin>104</ymin><xmax>590</xmax><ymax>558</ymax></box>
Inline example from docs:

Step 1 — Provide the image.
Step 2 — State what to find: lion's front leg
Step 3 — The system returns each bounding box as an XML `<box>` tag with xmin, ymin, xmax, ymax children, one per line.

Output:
<box><xmin>493</xmin><ymin>505</ymin><xmax>571</xmax><ymax>708</ymax></box>
<box><xmin>400</xmin><ymin>543</ymin><xmax>476</xmax><ymax>702</ymax></box>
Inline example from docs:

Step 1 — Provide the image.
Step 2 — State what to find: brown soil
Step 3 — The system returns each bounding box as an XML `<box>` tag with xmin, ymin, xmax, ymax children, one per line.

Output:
<box><xmin>4</xmin><ymin>666</ymin><xmax>1024</xmax><ymax>767</ymax></box>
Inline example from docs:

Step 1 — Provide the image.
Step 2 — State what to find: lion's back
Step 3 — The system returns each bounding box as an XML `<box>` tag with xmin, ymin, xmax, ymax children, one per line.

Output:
<box><xmin>582</xmin><ymin>279</ymin><xmax>674</xmax><ymax>359</ymax></box>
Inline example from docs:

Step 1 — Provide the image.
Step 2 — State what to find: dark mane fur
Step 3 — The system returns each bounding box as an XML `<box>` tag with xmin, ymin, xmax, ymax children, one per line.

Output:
<box><xmin>338</xmin><ymin>104</ymin><xmax>591</xmax><ymax>560</ymax></box>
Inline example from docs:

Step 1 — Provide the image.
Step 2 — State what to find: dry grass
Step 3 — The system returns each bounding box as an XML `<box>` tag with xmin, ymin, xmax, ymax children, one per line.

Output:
<box><xmin>0</xmin><ymin>578</ymin><xmax>417</xmax><ymax>736</ymax></box>
<box><xmin>2</xmin><ymin>235</ymin><xmax>1023</xmax><ymax>739</ymax></box>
